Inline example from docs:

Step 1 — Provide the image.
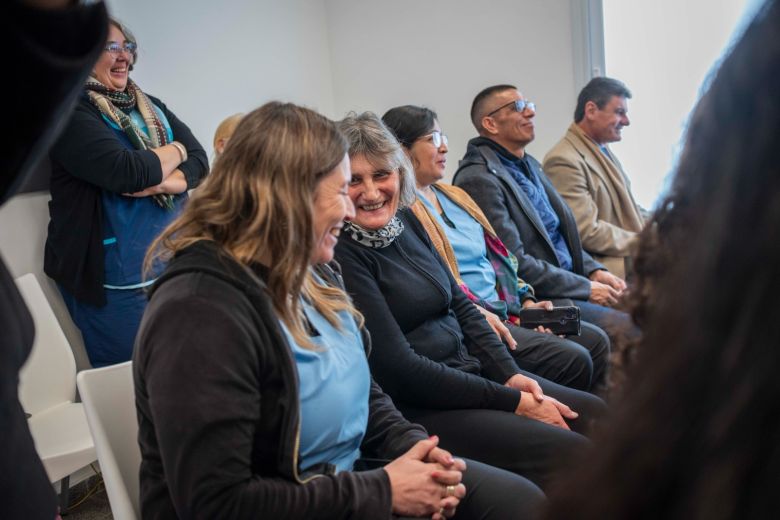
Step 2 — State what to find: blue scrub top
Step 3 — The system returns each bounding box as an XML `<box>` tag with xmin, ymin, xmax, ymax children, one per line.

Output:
<box><xmin>100</xmin><ymin>106</ymin><xmax>186</xmax><ymax>289</ymax></box>
<box><xmin>419</xmin><ymin>190</ymin><xmax>499</xmax><ymax>302</ymax></box>
<box><xmin>278</xmin><ymin>275</ymin><xmax>371</xmax><ymax>473</ymax></box>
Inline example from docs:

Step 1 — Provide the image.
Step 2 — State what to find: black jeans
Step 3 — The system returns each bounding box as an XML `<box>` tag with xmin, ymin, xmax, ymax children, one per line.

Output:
<box><xmin>507</xmin><ymin>320</ymin><xmax>610</xmax><ymax>392</ymax></box>
<box><xmin>394</xmin><ymin>458</ymin><xmax>545</xmax><ymax>519</ymax></box>
<box><xmin>568</xmin><ymin>300</ymin><xmax>641</xmax><ymax>350</ymax></box>
<box><xmin>400</xmin><ymin>371</ymin><xmax>606</xmax><ymax>490</ymax></box>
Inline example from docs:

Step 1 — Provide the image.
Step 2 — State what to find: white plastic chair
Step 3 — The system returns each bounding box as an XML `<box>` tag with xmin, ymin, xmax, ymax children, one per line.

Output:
<box><xmin>77</xmin><ymin>361</ymin><xmax>140</xmax><ymax>520</ymax></box>
<box><xmin>15</xmin><ymin>273</ymin><xmax>96</xmax><ymax>492</ymax></box>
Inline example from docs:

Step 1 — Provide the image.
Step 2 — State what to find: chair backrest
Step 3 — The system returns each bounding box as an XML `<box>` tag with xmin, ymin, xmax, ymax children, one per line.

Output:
<box><xmin>15</xmin><ymin>273</ymin><xmax>76</xmax><ymax>415</ymax></box>
<box><xmin>77</xmin><ymin>361</ymin><xmax>140</xmax><ymax>520</ymax></box>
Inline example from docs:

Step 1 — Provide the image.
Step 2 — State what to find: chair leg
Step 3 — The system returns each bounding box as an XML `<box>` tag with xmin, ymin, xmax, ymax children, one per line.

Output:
<box><xmin>58</xmin><ymin>475</ymin><xmax>70</xmax><ymax>515</ymax></box>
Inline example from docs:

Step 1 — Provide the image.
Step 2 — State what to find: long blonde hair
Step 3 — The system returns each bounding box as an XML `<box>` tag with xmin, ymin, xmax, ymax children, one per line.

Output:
<box><xmin>147</xmin><ymin>102</ymin><xmax>359</xmax><ymax>348</ymax></box>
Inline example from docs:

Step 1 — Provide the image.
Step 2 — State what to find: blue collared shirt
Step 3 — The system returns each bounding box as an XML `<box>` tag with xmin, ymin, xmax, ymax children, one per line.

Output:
<box><xmin>495</xmin><ymin>153</ymin><xmax>573</xmax><ymax>271</ymax></box>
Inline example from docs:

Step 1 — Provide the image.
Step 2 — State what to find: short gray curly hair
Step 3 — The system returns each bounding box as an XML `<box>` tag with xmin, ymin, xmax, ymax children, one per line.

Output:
<box><xmin>338</xmin><ymin>111</ymin><xmax>417</xmax><ymax>209</ymax></box>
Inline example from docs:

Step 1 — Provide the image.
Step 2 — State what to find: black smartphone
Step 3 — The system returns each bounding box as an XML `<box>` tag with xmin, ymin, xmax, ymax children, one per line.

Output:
<box><xmin>517</xmin><ymin>306</ymin><xmax>581</xmax><ymax>336</ymax></box>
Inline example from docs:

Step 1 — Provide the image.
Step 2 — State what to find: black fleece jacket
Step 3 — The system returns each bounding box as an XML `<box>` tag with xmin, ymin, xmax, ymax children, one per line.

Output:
<box><xmin>334</xmin><ymin>209</ymin><xmax>523</xmax><ymax>413</ymax></box>
<box><xmin>134</xmin><ymin>240</ymin><xmax>428</xmax><ymax>519</ymax></box>
<box><xmin>45</xmin><ymin>94</ymin><xmax>209</xmax><ymax>306</ymax></box>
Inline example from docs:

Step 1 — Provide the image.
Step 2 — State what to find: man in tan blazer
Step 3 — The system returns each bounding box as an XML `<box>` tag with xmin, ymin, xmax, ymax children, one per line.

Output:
<box><xmin>543</xmin><ymin>77</ymin><xmax>647</xmax><ymax>279</ymax></box>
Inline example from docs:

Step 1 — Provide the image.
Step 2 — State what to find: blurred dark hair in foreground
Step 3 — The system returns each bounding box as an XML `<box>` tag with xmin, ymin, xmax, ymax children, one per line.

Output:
<box><xmin>545</xmin><ymin>1</ymin><xmax>780</xmax><ymax>518</ymax></box>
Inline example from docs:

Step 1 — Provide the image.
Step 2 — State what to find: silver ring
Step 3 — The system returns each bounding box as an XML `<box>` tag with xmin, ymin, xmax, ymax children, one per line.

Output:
<box><xmin>446</xmin><ymin>484</ymin><xmax>456</xmax><ymax>496</ymax></box>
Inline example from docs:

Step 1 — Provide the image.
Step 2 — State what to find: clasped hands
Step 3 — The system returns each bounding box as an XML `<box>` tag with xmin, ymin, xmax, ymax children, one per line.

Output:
<box><xmin>505</xmin><ymin>373</ymin><xmax>578</xmax><ymax>430</ymax></box>
<box><xmin>588</xmin><ymin>269</ymin><xmax>627</xmax><ymax>307</ymax></box>
<box><xmin>384</xmin><ymin>435</ymin><xmax>466</xmax><ymax>519</ymax></box>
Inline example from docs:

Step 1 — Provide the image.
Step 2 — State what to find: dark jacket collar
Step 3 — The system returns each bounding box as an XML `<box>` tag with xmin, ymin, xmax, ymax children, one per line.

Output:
<box><xmin>469</xmin><ymin>136</ymin><xmax>526</xmax><ymax>165</ymax></box>
<box><xmin>461</xmin><ymin>138</ymin><xmax>520</xmax><ymax>178</ymax></box>
<box><xmin>457</xmin><ymin>138</ymin><xmax>569</xmax><ymax>262</ymax></box>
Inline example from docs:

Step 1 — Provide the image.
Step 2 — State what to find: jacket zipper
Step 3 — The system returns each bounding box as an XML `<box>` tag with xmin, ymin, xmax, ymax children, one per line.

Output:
<box><xmin>292</xmin><ymin>423</ymin><xmax>324</xmax><ymax>484</ymax></box>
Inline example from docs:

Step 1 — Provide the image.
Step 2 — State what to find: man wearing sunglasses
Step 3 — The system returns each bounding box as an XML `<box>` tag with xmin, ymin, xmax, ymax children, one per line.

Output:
<box><xmin>543</xmin><ymin>77</ymin><xmax>647</xmax><ymax>280</ymax></box>
<box><xmin>453</xmin><ymin>84</ymin><xmax>638</xmax><ymax>357</ymax></box>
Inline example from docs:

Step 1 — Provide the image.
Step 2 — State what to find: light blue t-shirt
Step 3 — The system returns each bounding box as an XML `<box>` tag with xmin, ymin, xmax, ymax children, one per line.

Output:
<box><xmin>278</xmin><ymin>279</ymin><xmax>371</xmax><ymax>473</ymax></box>
<box><xmin>419</xmin><ymin>190</ymin><xmax>499</xmax><ymax>302</ymax></box>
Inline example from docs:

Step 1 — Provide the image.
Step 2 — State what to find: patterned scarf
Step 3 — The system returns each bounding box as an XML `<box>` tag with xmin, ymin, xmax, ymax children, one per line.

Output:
<box><xmin>85</xmin><ymin>77</ymin><xmax>174</xmax><ymax>209</ymax></box>
<box><xmin>344</xmin><ymin>217</ymin><xmax>404</xmax><ymax>248</ymax></box>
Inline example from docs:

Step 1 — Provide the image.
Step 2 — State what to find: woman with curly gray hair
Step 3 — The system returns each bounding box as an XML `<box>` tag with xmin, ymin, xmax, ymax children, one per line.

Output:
<box><xmin>334</xmin><ymin>112</ymin><xmax>606</xmax><ymax>494</ymax></box>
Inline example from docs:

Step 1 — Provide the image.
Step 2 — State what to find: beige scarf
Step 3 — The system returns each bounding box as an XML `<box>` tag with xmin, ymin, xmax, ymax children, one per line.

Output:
<box><xmin>410</xmin><ymin>183</ymin><xmax>501</xmax><ymax>286</ymax></box>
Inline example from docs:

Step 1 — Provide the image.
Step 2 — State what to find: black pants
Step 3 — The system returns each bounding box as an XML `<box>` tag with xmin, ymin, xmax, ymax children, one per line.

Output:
<box><xmin>568</xmin><ymin>300</ymin><xmax>641</xmax><ymax>350</ymax></box>
<box><xmin>507</xmin><ymin>321</ymin><xmax>610</xmax><ymax>392</ymax></box>
<box><xmin>400</xmin><ymin>371</ymin><xmax>606</xmax><ymax>490</ymax></box>
<box><xmin>569</xmin><ymin>300</ymin><xmax>642</xmax><ymax>393</ymax></box>
<box><xmin>395</xmin><ymin>458</ymin><xmax>545</xmax><ymax>520</ymax></box>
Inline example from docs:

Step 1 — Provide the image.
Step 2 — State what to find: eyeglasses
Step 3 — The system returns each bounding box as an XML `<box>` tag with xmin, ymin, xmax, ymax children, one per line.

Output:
<box><xmin>486</xmin><ymin>99</ymin><xmax>536</xmax><ymax>117</ymax></box>
<box><xmin>104</xmin><ymin>41</ymin><xmax>137</xmax><ymax>56</ymax></box>
<box><xmin>419</xmin><ymin>130</ymin><xmax>448</xmax><ymax>148</ymax></box>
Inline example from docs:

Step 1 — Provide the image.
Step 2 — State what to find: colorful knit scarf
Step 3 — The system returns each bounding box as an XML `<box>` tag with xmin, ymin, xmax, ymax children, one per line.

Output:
<box><xmin>85</xmin><ymin>77</ymin><xmax>174</xmax><ymax>209</ymax></box>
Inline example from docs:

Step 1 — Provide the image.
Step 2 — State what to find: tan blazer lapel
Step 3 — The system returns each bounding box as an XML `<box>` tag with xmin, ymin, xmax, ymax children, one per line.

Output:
<box><xmin>567</xmin><ymin>124</ymin><xmax>643</xmax><ymax>233</ymax></box>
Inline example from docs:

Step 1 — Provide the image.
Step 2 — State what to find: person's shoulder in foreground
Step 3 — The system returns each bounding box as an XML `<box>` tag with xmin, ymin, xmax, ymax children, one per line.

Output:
<box><xmin>2</xmin><ymin>1</ymin><xmax>108</xmax><ymax>518</ymax></box>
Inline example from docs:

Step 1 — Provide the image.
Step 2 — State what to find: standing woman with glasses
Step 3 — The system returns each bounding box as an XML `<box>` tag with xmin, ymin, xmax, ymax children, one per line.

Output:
<box><xmin>45</xmin><ymin>18</ymin><xmax>208</xmax><ymax>367</ymax></box>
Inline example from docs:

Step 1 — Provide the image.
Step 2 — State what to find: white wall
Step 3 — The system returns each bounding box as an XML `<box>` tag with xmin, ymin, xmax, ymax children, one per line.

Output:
<box><xmin>94</xmin><ymin>0</ymin><xmax>587</xmax><ymax>213</ymax></box>
<box><xmin>326</xmin><ymin>0</ymin><xmax>580</xmax><ymax>181</ymax></box>
<box><xmin>105</xmin><ymin>0</ymin><xmax>583</xmax><ymax>172</ymax></box>
<box><xmin>603</xmin><ymin>0</ymin><xmax>759</xmax><ymax>208</ymax></box>
<box><xmin>106</xmin><ymin>0</ymin><xmax>336</xmax><ymax>161</ymax></box>
<box><xmin>1</xmin><ymin>0</ymin><xmax>585</xmax><ymax>369</ymax></box>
